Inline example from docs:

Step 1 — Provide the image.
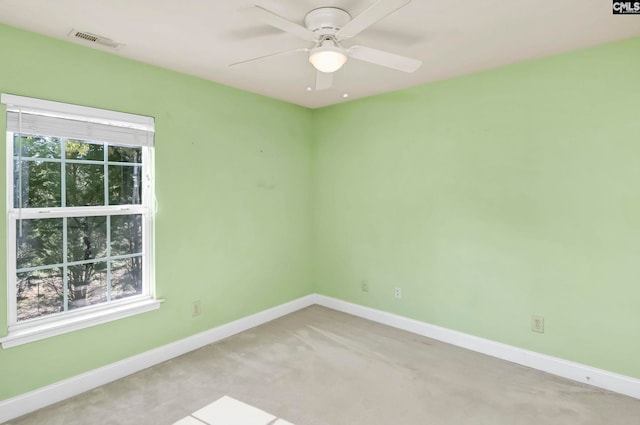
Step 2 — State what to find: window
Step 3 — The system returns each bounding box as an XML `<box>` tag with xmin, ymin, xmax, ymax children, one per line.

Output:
<box><xmin>1</xmin><ymin>94</ymin><xmax>160</xmax><ymax>348</ymax></box>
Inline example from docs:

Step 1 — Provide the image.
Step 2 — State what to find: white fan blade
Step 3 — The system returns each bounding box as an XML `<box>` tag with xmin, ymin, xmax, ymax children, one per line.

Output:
<box><xmin>315</xmin><ymin>70</ymin><xmax>333</xmax><ymax>91</ymax></box>
<box><xmin>241</xmin><ymin>5</ymin><xmax>317</xmax><ymax>42</ymax></box>
<box><xmin>336</xmin><ymin>0</ymin><xmax>411</xmax><ymax>39</ymax></box>
<box><xmin>347</xmin><ymin>45</ymin><xmax>421</xmax><ymax>73</ymax></box>
<box><xmin>229</xmin><ymin>48</ymin><xmax>308</xmax><ymax>67</ymax></box>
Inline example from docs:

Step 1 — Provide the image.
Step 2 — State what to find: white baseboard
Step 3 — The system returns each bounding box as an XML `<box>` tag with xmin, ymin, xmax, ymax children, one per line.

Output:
<box><xmin>3</xmin><ymin>293</ymin><xmax>639</xmax><ymax>423</ymax></box>
<box><xmin>0</xmin><ymin>294</ymin><xmax>316</xmax><ymax>424</ymax></box>
<box><xmin>314</xmin><ymin>294</ymin><xmax>640</xmax><ymax>400</ymax></box>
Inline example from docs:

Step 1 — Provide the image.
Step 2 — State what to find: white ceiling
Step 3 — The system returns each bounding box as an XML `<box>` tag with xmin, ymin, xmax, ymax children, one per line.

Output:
<box><xmin>0</xmin><ymin>0</ymin><xmax>638</xmax><ymax>109</ymax></box>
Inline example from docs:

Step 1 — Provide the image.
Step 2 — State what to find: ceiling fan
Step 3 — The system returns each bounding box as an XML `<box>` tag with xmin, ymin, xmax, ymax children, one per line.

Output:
<box><xmin>231</xmin><ymin>0</ymin><xmax>423</xmax><ymax>91</ymax></box>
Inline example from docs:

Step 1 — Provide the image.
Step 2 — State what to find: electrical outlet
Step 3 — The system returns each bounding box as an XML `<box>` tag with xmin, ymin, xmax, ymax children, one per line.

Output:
<box><xmin>361</xmin><ymin>280</ymin><xmax>369</xmax><ymax>293</ymax></box>
<box><xmin>394</xmin><ymin>287</ymin><xmax>402</xmax><ymax>299</ymax></box>
<box><xmin>192</xmin><ymin>300</ymin><xmax>202</xmax><ymax>317</ymax></box>
<box><xmin>531</xmin><ymin>315</ymin><xmax>544</xmax><ymax>333</ymax></box>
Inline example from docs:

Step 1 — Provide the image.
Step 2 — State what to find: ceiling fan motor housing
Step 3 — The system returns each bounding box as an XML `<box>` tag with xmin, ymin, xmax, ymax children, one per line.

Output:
<box><xmin>304</xmin><ymin>7</ymin><xmax>351</xmax><ymax>37</ymax></box>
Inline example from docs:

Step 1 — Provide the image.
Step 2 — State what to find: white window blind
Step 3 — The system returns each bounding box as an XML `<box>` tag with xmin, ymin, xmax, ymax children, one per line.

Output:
<box><xmin>2</xmin><ymin>93</ymin><xmax>154</xmax><ymax>146</ymax></box>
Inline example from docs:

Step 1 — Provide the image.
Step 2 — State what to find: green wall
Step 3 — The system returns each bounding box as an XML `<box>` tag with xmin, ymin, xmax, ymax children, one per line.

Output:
<box><xmin>1</xmin><ymin>21</ymin><xmax>639</xmax><ymax>404</ymax></box>
<box><xmin>313</xmin><ymin>37</ymin><xmax>640</xmax><ymax>379</ymax></box>
<box><xmin>0</xmin><ymin>25</ymin><xmax>313</xmax><ymax>400</ymax></box>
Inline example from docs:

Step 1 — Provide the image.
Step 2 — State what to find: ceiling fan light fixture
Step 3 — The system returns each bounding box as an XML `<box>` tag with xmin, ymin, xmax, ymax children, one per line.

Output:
<box><xmin>309</xmin><ymin>45</ymin><xmax>347</xmax><ymax>73</ymax></box>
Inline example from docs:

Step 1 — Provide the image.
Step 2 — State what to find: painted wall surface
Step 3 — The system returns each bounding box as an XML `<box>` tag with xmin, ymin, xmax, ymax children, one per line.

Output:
<box><xmin>313</xmin><ymin>38</ymin><xmax>640</xmax><ymax>379</ymax></box>
<box><xmin>0</xmin><ymin>25</ymin><xmax>313</xmax><ymax>400</ymax></box>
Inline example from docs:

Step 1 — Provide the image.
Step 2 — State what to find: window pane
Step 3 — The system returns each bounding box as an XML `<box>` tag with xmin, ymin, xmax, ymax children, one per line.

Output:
<box><xmin>111</xmin><ymin>257</ymin><xmax>142</xmax><ymax>300</ymax></box>
<box><xmin>66</xmin><ymin>140</ymin><xmax>104</xmax><ymax>161</ymax></box>
<box><xmin>68</xmin><ymin>262</ymin><xmax>107</xmax><ymax>310</ymax></box>
<box><xmin>109</xmin><ymin>165</ymin><xmax>142</xmax><ymax>205</ymax></box>
<box><xmin>7</xmin><ymin>97</ymin><xmax>152</xmax><ymax>330</ymax></box>
<box><xmin>67</xmin><ymin>216</ymin><xmax>107</xmax><ymax>262</ymax></box>
<box><xmin>16</xmin><ymin>268</ymin><xmax>64</xmax><ymax>322</ymax></box>
<box><xmin>66</xmin><ymin>163</ymin><xmax>105</xmax><ymax>206</ymax></box>
<box><xmin>14</xmin><ymin>135</ymin><xmax>61</xmax><ymax>159</ymax></box>
<box><xmin>14</xmin><ymin>160</ymin><xmax>62</xmax><ymax>208</ymax></box>
<box><xmin>16</xmin><ymin>218</ymin><xmax>64</xmax><ymax>270</ymax></box>
<box><xmin>109</xmin><ymin>145</ymin><xmax>141</xmax><ymax>163</ymax></box>
<box><xmin>111</xmin><ymin>214</ymin><xmax>143</xmax><ymax>256</ymax></box>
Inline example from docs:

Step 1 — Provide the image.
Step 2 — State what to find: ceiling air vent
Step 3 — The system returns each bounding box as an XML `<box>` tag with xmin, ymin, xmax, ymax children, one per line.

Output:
<box><xmin>68</xmin><ymin>29</ymin><xmax>122</xmax><ymax>49</ymax></box>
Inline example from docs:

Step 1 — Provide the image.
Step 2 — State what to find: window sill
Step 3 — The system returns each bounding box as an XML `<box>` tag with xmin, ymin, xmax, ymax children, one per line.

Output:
<box><xmin>0</xmin><ymin>298</ymin><xmax>162</xmax><ymax>348</ymax></box>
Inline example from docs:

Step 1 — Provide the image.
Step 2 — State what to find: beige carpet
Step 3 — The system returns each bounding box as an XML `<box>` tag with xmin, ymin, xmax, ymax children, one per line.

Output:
<box><xmin>6</xmin><ymin>306</ymin><xmax>640</xmax><ymax>425</ymax></box>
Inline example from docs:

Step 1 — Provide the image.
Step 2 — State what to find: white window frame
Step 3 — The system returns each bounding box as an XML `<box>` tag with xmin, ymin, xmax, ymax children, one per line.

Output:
<box><xmin>0</xmin><ymin>94</ymin><xmax>160</xmax><ymax>348</ymax></box>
